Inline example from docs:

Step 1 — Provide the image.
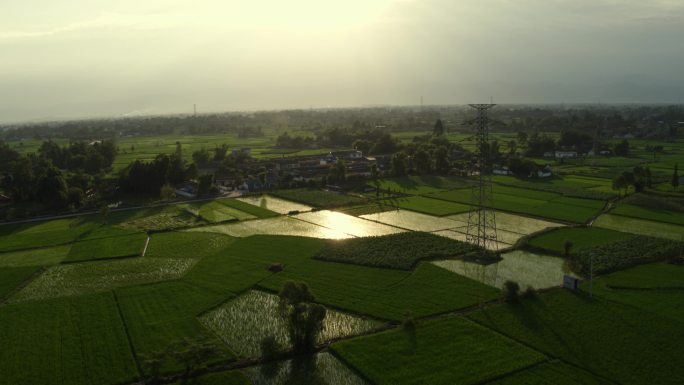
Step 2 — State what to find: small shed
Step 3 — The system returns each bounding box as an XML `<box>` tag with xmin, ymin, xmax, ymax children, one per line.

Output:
<box><xmin>563</xmin><ymin>275</ymin><xmax>580</xmax><ymax>291</ymax></box>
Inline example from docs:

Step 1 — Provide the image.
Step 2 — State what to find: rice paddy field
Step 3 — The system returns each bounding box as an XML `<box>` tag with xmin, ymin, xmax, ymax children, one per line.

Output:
<box><xmin>200</xmin><ymin>290</ymin><xmax>380</xmax><ymax>357</ymax></box>
<box><xmin>433</xmin><ymin>250</ymin><xmax>571</xmax><ymax>290</ymax></box>
<box><xmin>593</xmin><ymin>214</ymin><xmax>684</xmax><ymax>240</ymax></box>
<box><xmin>468</xmin><ymin>290</ymin><xmax>684</xmax><ymax>385</ymax></box>
<box><xmin>1</xmin><ymin>167</ymin><xmax>683</xmax><ymax>384</ymax></box>
<box><xmin>332</xmin><ymin>317</ymin><xmax>546</xmax><ymax>385</ymax></box>
<box><xmin>526</xmin><ymin>227</ymin><xmax>632</xmax><ymax>254</ymax></box>
<box><xmin>237</xmin><ymin>195</ymin><xmax>313</xmax><ymax>214</ymax></box>
<box><xmin>428</xmin><ymin>185</ymin><xmax>605</xmax><ymax>223</ymax></box>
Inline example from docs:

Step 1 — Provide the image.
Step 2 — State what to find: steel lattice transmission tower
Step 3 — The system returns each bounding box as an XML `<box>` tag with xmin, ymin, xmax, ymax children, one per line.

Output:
<box><xmin>465</xmin><ymin>104</ymin><xmax>499</xmax><ymax>254</ymax></box>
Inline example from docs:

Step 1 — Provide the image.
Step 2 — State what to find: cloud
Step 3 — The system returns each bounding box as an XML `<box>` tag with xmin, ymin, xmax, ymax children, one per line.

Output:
<box><xmin>0</xmin><ymin>12</ymin><xmax>177</xmax><ymax>40</ymax></box>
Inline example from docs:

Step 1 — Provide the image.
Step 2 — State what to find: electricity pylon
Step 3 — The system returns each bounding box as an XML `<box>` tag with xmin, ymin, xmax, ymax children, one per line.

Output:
<box><xmin>465</xmin><ymin>104</ymin><xmax>499</xmax><ymax>254</ymax></box>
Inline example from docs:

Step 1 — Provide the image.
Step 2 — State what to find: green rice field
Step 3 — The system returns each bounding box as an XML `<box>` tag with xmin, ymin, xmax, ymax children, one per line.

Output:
<box><xmin>332</xmin><ymin>317</ymin><xmax>546</xmax><ymax>385</ymax></box>
<box><xmin>200</xmin><ymin>290</ymin><xmax>380</xmax><ymax>357</ymax></box>
<box><xmin>0</xmin><ymin>161</ymin><xmax>683</xmax><ymax>384</ymax></box>
<box><xmin>469</xmin><ymin>290</ymin><xmax>684</xmax><ymax>385</ymax></box>
<box><xmin>593</xmin><ymin>214</ymin><xmax>684</xmax><ymax>240</ymax></box>
<box><xmin>527</xmin><ymin>227</ymin><xmax>632</xmax><ymax>254</ymax></box>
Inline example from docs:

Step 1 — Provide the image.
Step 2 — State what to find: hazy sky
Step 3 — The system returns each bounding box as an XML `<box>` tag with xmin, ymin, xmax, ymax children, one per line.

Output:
<box><xmin>1</xmin><ymin>0</ymin><xmax>683</xmax><ymax>123</ymax></box>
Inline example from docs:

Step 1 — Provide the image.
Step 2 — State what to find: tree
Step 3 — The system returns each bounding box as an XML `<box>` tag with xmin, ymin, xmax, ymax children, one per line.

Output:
<box><xmin>160</xmin><ymin>184</ymin><xmax>175</xmax><ymax>201</ymax></box>
<box><xmin>192</xmin><ymin>148</ymin><xmax>211</xmax><ymax>167</ymax></box>
<box><xmin>673</xmin><ymin>164</ymin><xmax>680</xmax><ymax>191</ymax></box>
<box><xmin>67</xmin><ymin>187</ymin><xmax>84</xmax><ymax>208</ymax></box>
<box><xmin>213</xmin><ymin>144</ymin><xmax>229</xmax><ymax>161</ymax></box>
<box><xmin>328</xmin><ymin>159</ymin><xmax>347</xmax><ymax>184</ymax></box>
<box><xmin>433</xmin><ymin>119</ymin><xmax>445</xmax><ymax>136</ymax></box>
<box><xmin>613</xmin><ymin>140</ymin><xmax>630</xmax><ymax>156</ymax></box>
<box><xmin>563</xmin><ymin>240</ymin><xmax>573</xmax><ymax>258</ymax></box>
<box><xmin>391</xmin><ymin>152</ymin><xmax>408</xmax><ymax>177</ymax></box>
<box><xmin>197</xmin><ymin>173</ymin><xmax>214</xmax><ymax>197</ymax></box>
<box><xmin>517</xmin><ymin>131</ymin><xmax>528</xmax><ymax>146</ymax></box>
<box><xmin>278</xmin><ymin>281</ymin><xmax>327</xmax><ymax>352</ymax></box>
<box><xmin>434</xmin><ymin>146</ymin><xmax>450</xmax><ymax>173</ymax></box>
<box><xmin>413</xmin><ymin>149</ymin><xmax>431</xmax><ymax>174</ymax></box>
<box><xmin>507</xmin><ymin>140</ymin><xmax>517</xmax><ymax>156</ymax></box>
<box><xmin>632</xmin><ymin>166</ymin><xmax>647</xmax><ymax>192</ymax></box>
<box><xmin>100</xmin><ymin>205</ymin><xmax>110</xmax><ymax>224</ymax></box>
<box><xmin>612</xmin><ymin>173</ymin><xmax>629</xmax><ymax>195</ymax></box>
<box><xmin>174</xmin><ymin>141</ymin><xmax>183</xmax><ymax>162</ymax></box>
<box><xmin>36</xmin><ymin>166</ymin><xmax>68</xmax><ymax>208</ymax></box>
<box><xmin>370</xmin><ymin>164</ymin><xmax>379</xmax><ymax>180</ymax></box>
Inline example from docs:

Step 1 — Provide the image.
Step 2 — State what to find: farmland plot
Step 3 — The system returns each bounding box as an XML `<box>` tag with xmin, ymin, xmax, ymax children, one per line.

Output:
<box><xmin>316</xmin><ymin>232</ymin><xmax>476</xmax><ymax>270</ymax></box>
<box><xmin>527</xmin><ymin>227</ymin><xmax>631</xmax><ymax>254</ymax></box>
<box><xmin>246</xmin><ymin>352</ymin><xmax>370</xmax><ymax>385</ymax></box>
<box><xmin>171</xmin><ymin>371</ymin><xmax>251</xmax><ymax>385</ymax></box>
<box><xmin>183</xmin><ymin>235</ymin><xmax>324</xmax><ymax>294</ymax></box>
<box><xmin>260</xmin><ymin>261</ymin><xmax>499</xmax><ymax>321</ymax></box>
<box><xmin>196</xmin><ymin>201</ymin><xmax>255</xmax><ymax>222</ymax></box>
<box><xmin>0</xmin><ymin>244</ymin><xmax>71</xmax><ymax>267</ymax></box>
<box><xmin>332</xmin><ymin>317</ymin><xmax>545</xmax><ymax>385</ymax></box>
<box><xmin>588</xmin><ymin>263</ymin><xmax>684</xmax><ymax>323</ymax></box>
<box><xmin>0</xmin><ymin>292</ymin><xmax>139</xmax><ymax>385</ymax></box>
<box><xmin>145</xmin><ymin>231</ymin><xmax>236</xmax><ymax>259</ymax></box>
<box><xmin>484</xmin><ymin>362</ymin><xmax>613</xmax><ymax>385</ymax></box>
<box><xmin>65</xmin><ymin>232</ymin><xmax>148</xmax><ymax>262</ymax></box>
<box><xmin>11</xmin><ymin>257</ymin><xmax>196</xmax><ymax>302</ymax></box>
<box><xmin>434</xmin><ymin>250</ymin><xmax>571</xmax><ymax>290</ymax></box>
<box><xmin>361</xmin><ymin>209</ymin><xmax>465</xmax><ymax>232</ymax></box>
<box><xmin>272</xmin><ymin>188</ymin><xmax>366</xmax><ymax>208</ymax></box>
<box><xmin>610</xmin><ymin>203</ymin><xmax>684</xmax><ymax>226</ymax></box>
<box><xmin>186</xmin><ymin>216</ymin><xmax>351</xmax><ymax>239</ymax></box>
<box><xmin>430</xmin><ymin>186</ymin><xmax>603</xmax><ymax>223</ymax></box>
<box><xmin>116</xmin><ymin>281</ymin><xmax>234</xmax><ymax>373</ymax></box>
<box><xmin>469</xmin><ymin>290</ymin><xmax>684</xmax><ymax>385</ymax></box>
<box><xmin>294</xmin><ymin>210</ymin><xmax>405</xmax><ymax>237</ymax></box>
<box><xmin>237</xmin><ymin>195</ymin><xmax>312</xmax><ymax>214</ymax></box>
<box><xmin>370</xmin><ymin>175</ymin><xmax>472</xmax><ymax>194</ymax></box>
<box><xmin>0</xmin><ymin>218</ymin><xmax>95</xmax><ymax>252</ymax></box>
<box><xmin>111</xmin><ymin>205</ymin><xmax>205</xmax><ymax>231</ymax></box>
<box><xmin>0</xmin><ymin>266</ymin><xmax>41</xmax><ymax>300</ymax></box>
<box><xmin>388</xmin><ymin>195</ymin><xmax>472</xmax><ymax>216</ymax></box>
<box><xmin>215</xmin><ymin>198</ymin><xmax>279</xmax><ymax>218</ymax></box>
<box><xmin>448</xmin><ymin>211</ymin><xmax>563</xmax><ymax>236</ymax></box>
<box><xmin>200</xmin><ymin>290</ymin><xmax>380</xmax><ymax>357</ymax></box>
<box><xmin>431</xmin><ymin>230</ymin><xmax>511</xmax><ymax>251</ymax></box>
<box><xmin>593</xmin><ymin>214</ymin><xmax>684</xmax><ymax>240</ymax></box>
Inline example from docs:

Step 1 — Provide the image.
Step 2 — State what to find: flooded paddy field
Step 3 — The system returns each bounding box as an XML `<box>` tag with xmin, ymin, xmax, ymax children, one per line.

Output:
<box><xmin>186</xmin><ymin>216</ymin><xmax>352</xmax><ymax>239</ymax></box>
<box><xmin>294</xmin><ymin>210</ymin><xmax>405</xmax><ymax>237</ymax></box>
<box><xmin>200</xmin><ymin>290</ymin><xmax>380</xmax><ymax>357</ymax></box>
<box><xmin>237</xmin><ymin>195</ymin><xmax>313</xmax><ymax>214</ymax></box>
<box><xmin>433</xmin><ymin>250</ymin><xmax>571</xmax><ymax>290</ymax></box>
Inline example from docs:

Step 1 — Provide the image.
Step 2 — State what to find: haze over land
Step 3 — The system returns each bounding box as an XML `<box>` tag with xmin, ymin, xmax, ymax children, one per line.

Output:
<box><xmin>1</xmin><ymin>0</ymin><xmax>683</xmax><ymax>123</ymax></box>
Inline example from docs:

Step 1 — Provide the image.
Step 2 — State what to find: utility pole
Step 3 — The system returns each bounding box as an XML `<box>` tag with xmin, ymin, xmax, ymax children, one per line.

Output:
<box><xmin>193</xmin><ymin>104</ymin><xmax>197</xmax><ymax>117</ymax></box>
<box><xmin>465</xmin><ymin>104</ymin><xmax>499</xmax><ymax>253</ymax></box>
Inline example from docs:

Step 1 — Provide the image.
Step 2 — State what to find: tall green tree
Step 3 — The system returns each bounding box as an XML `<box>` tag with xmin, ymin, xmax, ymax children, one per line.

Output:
<box><xmin>433</xmin><ymin>119</ymin><xmax>445</xmax><ymax>136</ymax></box>
<box><xmin>413</xmin><ymin>149</ymin><xmax>431</xmax><ymax>174</ymax></box>
<box><xmin>278</xmin><ymin>281</ymin><xmax>327</xmax><ymax>353</ymax></box>
<box><xmin>391</xmin><ymin>152</ymin><xmax>408</xmax><ymax>177</ymax></box>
